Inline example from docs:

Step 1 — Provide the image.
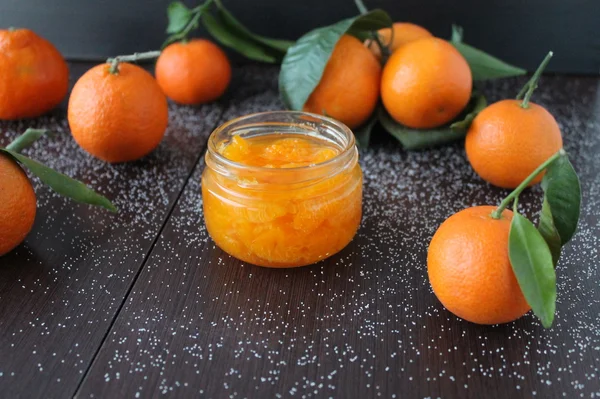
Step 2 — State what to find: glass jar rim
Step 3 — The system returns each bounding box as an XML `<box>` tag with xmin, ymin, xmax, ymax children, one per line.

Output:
<box><xmin>206</xmin><ymin>111</ymin><xmax>356</xmax><ymax>174</ymax></box>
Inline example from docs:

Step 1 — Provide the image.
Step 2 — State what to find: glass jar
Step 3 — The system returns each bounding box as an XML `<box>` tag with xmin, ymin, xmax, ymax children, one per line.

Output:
<box><xmin>202</xmin><ymin>111</ymin><xmax>363</xmax><ymax>268</ymax></box>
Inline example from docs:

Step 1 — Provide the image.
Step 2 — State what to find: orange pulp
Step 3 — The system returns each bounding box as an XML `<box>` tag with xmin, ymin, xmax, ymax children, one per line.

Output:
<box><xmin>202</xmin><ymin>134</ymin><xmax>363</xmax><ymax>268</ymax></box>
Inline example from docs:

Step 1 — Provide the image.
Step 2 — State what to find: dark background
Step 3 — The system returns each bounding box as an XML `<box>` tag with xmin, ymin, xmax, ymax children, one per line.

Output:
<box><xmin>1</xmin><ymin>0</ymin><xmax>599</xmax><ymax>74</ymax></box>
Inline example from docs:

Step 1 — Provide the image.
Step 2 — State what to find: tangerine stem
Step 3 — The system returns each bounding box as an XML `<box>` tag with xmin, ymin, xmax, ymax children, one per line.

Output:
<box><xmin>491</xmin><ymin>149</ymin><xmax>565</xmax><ymax>220</ymax></box>
<box><xmin>8</xmin><ymin>27</ymin><xmax>16</xmax><ymax>32</ymax></box>
<box><xmin>354</xmin><ymin>0</ymin><xmax>368</xmax><ymax>14</ymax></box>
<box><xmin>6</xmin><ymin>128</ymin><xmax>48</xmax><ymax>153</ymax></box>
<box><xmin>451</xmin><ymin>25</ymin><xmax>464</xmax><ymax>43</ymax></box>
<box><xmin>163</xmin><ymin>0</ymin><xmax>213</xmax><ymax>49</ymax></box>
<box><xmin>107</xmin><ymin>50</ymin><xmax>161</xmax><ymax>74</ymax></box>
<box><xmin>517</xmin><ymin>51</ymin><xmax>553</xmax><ymax>108</ymax></box>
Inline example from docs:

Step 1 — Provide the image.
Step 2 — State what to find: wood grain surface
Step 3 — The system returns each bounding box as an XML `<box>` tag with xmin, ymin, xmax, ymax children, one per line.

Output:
<box><xmin>1</xmin><ymin>64</ymin><xmax>599</xmax><ymax>398</ymax></box>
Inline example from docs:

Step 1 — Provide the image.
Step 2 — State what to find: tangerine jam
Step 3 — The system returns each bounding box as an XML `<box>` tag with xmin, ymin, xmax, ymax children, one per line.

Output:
<box><xmin>202</xmin><ymin>111</ymin><xmax>363</xmax><ymax>268</ymax></box>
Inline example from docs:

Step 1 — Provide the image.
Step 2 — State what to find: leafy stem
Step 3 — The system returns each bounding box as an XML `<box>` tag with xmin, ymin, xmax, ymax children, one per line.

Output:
<box><xmin>6</xmin><ymin>128</ymin><xmax>47</xmax><ymax>153</ymax></box>
<box><xmin>354</xmin><ymin>0</ymin><xmax>369</xmax><ymax>14</ymax></box>
<box><xmin>107</xmin><ymin>51</ymin><xmax>162</xmax><ymax>74</ymax></box>
<box><xmin>354</xmin><ymin>0</ymin><xmax>390</xmax><ymax>60</ymax></box>
<box><xmin>163</xmin><ymin>0</ymin><xmax>213</xmax><ymax>47</ymax></box>
<box><xmin>516</xmin><ymin>51</ymin><xmax>553</xmax><ymax>108</ymax></box>
<box><xmin>1</xmin><ymin>129</ymin><xmax>117</xmax><ymax>212</ymax></box>
<box><xmin>491</xmin><ymin>149</ymin><xmax>565</xmax><ymax>219</ymax></box>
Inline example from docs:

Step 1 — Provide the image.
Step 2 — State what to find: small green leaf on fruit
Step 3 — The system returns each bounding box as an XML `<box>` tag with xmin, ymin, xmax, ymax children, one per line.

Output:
<box><xmin>166</xmin><ymin>2</ymin><xmax>193</xmax><ymax>34</ymax></box>
<box><xmin>0</xmin><ymin>149</ymin><xmax>117</xmax><ymax>212</ymax></box>
<box><xmin>449</xmin><ymin>93</ymin><xmax>487</xmax><ymax>131</ymax></box>
<box><xmin>541</xmin><ymin>154</ymin><xmax>581</xmax><ymax>245</ymax></box>
<box><xmin>509</xmin><ymin>212</ymin><xmax>557</xmax><ymax>328</ymax></box>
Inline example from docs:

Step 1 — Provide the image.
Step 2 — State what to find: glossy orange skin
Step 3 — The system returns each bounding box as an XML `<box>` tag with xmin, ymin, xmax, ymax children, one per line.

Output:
<box><xmin>367</xmin><ymin>22</ymin><xmax>433</xmax><ymax>58</ymax></box>
<box><xmin>304</xmin><ymin>35</ymin><xmax>381</xmax><ymax>129</ymax></box>
<box><xmin>0</xmin><ymin>155</ymin><xmax>37</xmax><ymax>256</ymax></box>
<box><xmin>203</xmin><ymin>136</ymin><xmax>362</xmax><ymax>268</ymax></box>
<box><xmin>68</xmin><ymin>63</ymin><xmax>169</xmax><ymax>163</ymax></box>
<box><xmin>155</xmin><ymin>39</ymin><xmax>231</xmax><ymax>105</ymax></box>
<box><xmin>381</xmin><ymin>37</ymin><xmax>472</xmax><ymax>129</ymax></box>
<box><xmin>428</xmin><ymin>206</ymin><xmax>530</xmax><ymax>325</ymax></box>
<box><xmin>0</xmin><ymin>29</ymin><xmax>69</xmax><ymax>120</ymax></box>
<box><xmin>466</xmin><ymin>99</ymin><xmax>563</xmax><ymax>189</ymax></box>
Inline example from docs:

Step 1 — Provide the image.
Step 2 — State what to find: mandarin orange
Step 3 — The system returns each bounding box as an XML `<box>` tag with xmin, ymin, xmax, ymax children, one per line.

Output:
<box><xmin>156</xmin><ymin>39</ymin><xmax>231</xmax><ymax>105</ymax></box>
<box><xmin>0</xmin><ymin>154</ymin><xmax>37</xmax><ymax>256</ymax></box>
<box><xmin>0</xmin><ymin>28</ymin><xmax>69</xmax><ymax>120</ymax></box>
<box><xmin>381</xmin><ymin>37</ymin><xmax>472</xmax><ymax>129</ymax></box>
<box><xmin>68</xmin><ymin>62</ymin><xmax>169</xmax><ymax>163</ymax></box>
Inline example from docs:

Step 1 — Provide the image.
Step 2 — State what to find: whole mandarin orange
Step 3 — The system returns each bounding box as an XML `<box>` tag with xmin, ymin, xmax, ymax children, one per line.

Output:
<box><xmin>428</xmin><ymin>206</ymin><xmax>531</xmax><ymax>325</ymax></box>
<box><xmin>304</xmin><ymin>35</ymin><xmax>381</xmax><ymax>129</ymax></box>
<box><xmin>0</xmin><ymin>154</ymin><xmax>37</xmax><ymax>256</ymax></box>
<box><xmin>68</xmin><ymin>62</ymin><xmax>169</xmax><ymax>163</ymax></box>
<box><xmin>367</xmin><ymin>22</ymin><xmax>433</xmax><ymax>58</ymax></box>
<box><xmin>0</xmin><ymin>28</ymin><xmax>69</xmax><ymax>120</ymax></box>
<box><xmin>465</xmin><ymin>99</ymin><xmax>563</xmax><ymax>189</ymax></box>
<box><xmin>381</xmin><ymin>37</ymin><xmax>472</xmax><ymax>129</ymax></box>
<box><xmin>156</xmin><ymin>39</ymin><xmax>232</xmax><ymax>105</ymax></box>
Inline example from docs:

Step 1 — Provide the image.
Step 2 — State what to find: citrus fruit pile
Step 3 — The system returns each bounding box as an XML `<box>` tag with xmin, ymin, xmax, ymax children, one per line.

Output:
<box><xmin>278</xmin><ymin>4</ymin><xmax>525</xmax><ymax>148</ymax></box>
<box><xmin>427</xmin><ymin>54</ymin><xmax>580</xmax><ymax>328</ymax></box>
<box><xmin>0</xmin><ymin>28</ymin><xmax>118</xmax><ymax>256</ymax></box>
<box><xmin>0</xmin><ymin>1</ymin><xmax>584</xmax><ymax>331</ymax></box>
<box><xmin>286</xmin><ymin>26</ymin><xmax>477</xmax><ymax>131</ymax></box>
<box><xmin>1</xmin><ymin>4</ymin><xmax>243</xmax><ymax>255</ymax></box>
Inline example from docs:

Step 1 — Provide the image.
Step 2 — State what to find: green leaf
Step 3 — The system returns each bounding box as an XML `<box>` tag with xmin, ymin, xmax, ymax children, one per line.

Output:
<box><xmin>6</xmin><ymin>128</ymin><xmax>48</xmax><ymax>153</ymax></box>
<box><xmin>449</xmin><ymin>27</ymin><xmax>526</xmax><ymax>80</ymax></box>
<box><xmin>166</xmin><ymin>2</ymin><xmax>193</xmax><ymax>34</ymax></box>
<box><xmin>449</xmin><ymin>93</ymin><xmax>487</xmax><ymax>131</ymax></box>
<box><xmin>538</xmin><ymin>198</ymin><xmax>562</xmax><ymax>266</ymax></box>
<box><xmin>541</xmin><ymin>155</ymin><xmax>581</xmax><ymax>245</ymax></box>
<box><xmin>279</xmin><ymin>9</ymin><xmax>392</xmax><ymax>110</ymax></box>
<box><xmin>201</xmin><ymin>13</ymin><xmax>278</xmax><ymax>63</ymax></box>
<box><xmin>0</xmin><ymin>149</ymin><xmax>117</xmax><ymax>212</ymax></box>
<box><xmin>354</xmin><ymin>111</ymin><xmax>379</xmax><ymax>148</ymax></box>
<box><xmin>378</xmin><ymin>93</ymin><xmax>486</xmax><ymax>150</ymax></box>
<box><xmin>379</xmin><ymin>108</ymin><xmax>464</xmax><ymax>150</ymax></box>
<box><xmin>509</xmin><ymin>212</ymin><xmax>557</xmax><ymax>328</ymax></box>
<box><xmin>452</xmin><ymin>42</ymin><xmax>526</xmax><ymax>80</ymax></box>
<box><xmin>213</xmin><ymin>0</ymin><xmax>293</xmax><ymax>53</ymax></box>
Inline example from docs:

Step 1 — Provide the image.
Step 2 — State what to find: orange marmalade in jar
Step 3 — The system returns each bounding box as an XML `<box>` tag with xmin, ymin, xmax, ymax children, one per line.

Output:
<box><xmin>202</xmin><ymin>111</ymin><xmax>363</xmax><ymax>268</ymax></box>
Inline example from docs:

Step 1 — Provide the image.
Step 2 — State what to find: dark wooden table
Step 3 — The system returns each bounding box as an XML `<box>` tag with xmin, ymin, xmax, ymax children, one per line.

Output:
<box><xmin>1</xmin><ymin>63</ymin><xmax>599</xmax><ymax>399</ymax></box>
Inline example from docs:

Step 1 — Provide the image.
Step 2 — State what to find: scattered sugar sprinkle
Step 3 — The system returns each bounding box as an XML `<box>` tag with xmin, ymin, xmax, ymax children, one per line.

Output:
<box><xmin>1</xmin><ymin>67</ymin><xmax>599</xmax><ymax>398</ymax></box>
<box><xmin>78</xmin><ymin>71</ymin><xmax>600</xmax><ymax>398</ymax></box>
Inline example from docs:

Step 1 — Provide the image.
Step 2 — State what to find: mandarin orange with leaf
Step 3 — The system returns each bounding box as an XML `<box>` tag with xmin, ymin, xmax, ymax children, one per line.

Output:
<box><xmin>428</xmin><ymin>206</ymin><xmax>530</xmax><ymax>325</ymax></box>
<box><xmin>304</xmin><ymin>35</ymin><xmax>381</xmax><ymax>129</ymax></box>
